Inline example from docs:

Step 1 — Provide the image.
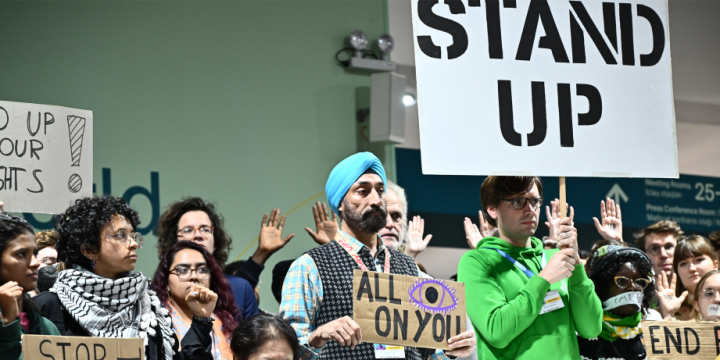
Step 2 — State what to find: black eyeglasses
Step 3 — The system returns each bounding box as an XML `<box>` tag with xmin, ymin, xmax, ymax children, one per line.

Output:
<box><xmin>501</xmin><ymin>196</ymin><xmax>544</xmax><ymax>210</ymax></box>
<box><xmin>614</xmin><ymin>276</ymin><xmax>650</xmax><ymax>290</ymax></box>
<box><xmin>170</xmin><ymin>265</ymin><xmax>211</xmax><ymax>281</ymax></box>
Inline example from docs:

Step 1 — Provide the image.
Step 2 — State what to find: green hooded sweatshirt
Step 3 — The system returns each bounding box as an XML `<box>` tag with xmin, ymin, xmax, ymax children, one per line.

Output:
<box><xmin>0</xmin><ymin>305</ymin><xmax>60</xmax><ymax>360</ymax></box>
<box><xmin>458</xmin><ymin>237</ymin><xmax>602</xmax><ymax>360</ymax></box>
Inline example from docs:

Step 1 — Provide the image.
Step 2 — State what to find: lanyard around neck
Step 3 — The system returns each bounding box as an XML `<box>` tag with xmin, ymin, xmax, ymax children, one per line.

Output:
<box><xmin>336</xmin><ymin>232</ymin><xmax>390</xmax><ymax>273</ymax></box>
<box><xmin>493</xmin><ymin>249</ymin><xmax>547</xmax><ymax>278</ymax></box>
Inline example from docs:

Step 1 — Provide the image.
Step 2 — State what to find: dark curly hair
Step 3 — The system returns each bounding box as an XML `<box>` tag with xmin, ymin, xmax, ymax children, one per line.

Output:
<box><xmin>156</xmin><ymin>198</ymin><xmax>232</xmax><ymax>267</ymax></box>
<box><xmin>54</xmin><ymin>196</ymin><xmax>140</xmax><ymax>269</ymax></box>
<box><xmin>231</xmin><ymin>313</ymin><xmax>299</xmax><ymax>360</ymax></box>
<box><xmin>150</xmin><ymin>241</ymin><xmax>238</xmax><ymax>337</ymax></box>
<box><xmin>0</xmin><ymin>214</ymin><xmax>39</xmax><ymax>313</ymax></box>
<box><xmin>588</xmin><ymin>247</ymin><xmax>655</xmax><ymax>316</ymax></box>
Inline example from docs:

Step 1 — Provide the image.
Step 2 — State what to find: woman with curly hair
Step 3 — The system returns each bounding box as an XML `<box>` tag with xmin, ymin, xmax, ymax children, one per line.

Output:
<box><xmin>33</xmin><ymin>196</ymin><xmax>216</xmax><ymax>360</ymax></box>
<box><xmin>577</xmin><ymin>244</ymin><xmax>655</xmax><ymax>360</ymax></box>
<box><xmin>151</xmin><ymin>241</ymin><xmax>239</xmax><ymax>360</ymax></box>
<box><xmin>0</xmin><ymin>212</ymin><xmax>60</xmax><ymax>359</ymax></box>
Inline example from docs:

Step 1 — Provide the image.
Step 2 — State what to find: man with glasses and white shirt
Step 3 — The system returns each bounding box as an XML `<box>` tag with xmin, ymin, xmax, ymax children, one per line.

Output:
<box><xmin>458</xmin><ymin>176</ymin><xmax>602</xmax><ymax>360</ymax></box>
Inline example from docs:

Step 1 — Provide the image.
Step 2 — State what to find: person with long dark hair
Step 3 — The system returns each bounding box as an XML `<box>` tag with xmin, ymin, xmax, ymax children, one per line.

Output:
<box><xmin>578</xmin><ymin>245</ymin><xmax>655</xmax><ymax>360</ymax></box>
<box><xmin>151</xmin><ymin>241</ymin><xmax>239</xmax><ymax>360</ymax></box>
<box><xmin>0</xmin><ymin>211</ymin><xmax>60</xmax><ymax>359</ymax></box>
<box><xmin>33</xmin><ymin>196</ymin><xmax>215</xmax><ymax>360</ymax></box>
<box><xmin>231</xmin><ymin>313</ymin><xmax>299</xmax><ymax>360</ymax></box>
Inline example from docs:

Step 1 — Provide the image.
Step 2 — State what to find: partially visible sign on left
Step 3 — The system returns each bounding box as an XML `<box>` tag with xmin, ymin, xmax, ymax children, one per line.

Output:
<box><xmin>0</xmin><ymin>101</ymin><xmax>93</xmax><ymax>213</ymax></box>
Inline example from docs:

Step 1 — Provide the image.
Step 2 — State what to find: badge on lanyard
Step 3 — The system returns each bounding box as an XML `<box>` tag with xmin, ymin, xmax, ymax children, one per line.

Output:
<box><xmin>374</xmin><ymin>344</ymin><xmax>405</xmax><ymax>359</ymax></box>
<box><xmin>539</xmin><ymin>289</ymin><xmax>565</xmax><ymax>315</ymax></box>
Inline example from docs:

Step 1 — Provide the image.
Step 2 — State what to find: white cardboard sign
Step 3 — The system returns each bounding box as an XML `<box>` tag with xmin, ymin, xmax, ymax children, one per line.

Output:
<box><xmin>411</xmin><ymin>0</ymin><xmax>677</xmax><ymax>178</ymax></box>
<box><xmin>0</xmin><ymin>101</ymin><xmax>93</xmax><ymax>214</ymax></box>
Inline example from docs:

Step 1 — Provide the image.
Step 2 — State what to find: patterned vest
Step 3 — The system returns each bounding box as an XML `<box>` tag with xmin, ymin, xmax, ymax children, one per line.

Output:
<box><xmin>306</xmin><ymin>240</ymin><xmax>426</xmax><ymax>360</ymax></box>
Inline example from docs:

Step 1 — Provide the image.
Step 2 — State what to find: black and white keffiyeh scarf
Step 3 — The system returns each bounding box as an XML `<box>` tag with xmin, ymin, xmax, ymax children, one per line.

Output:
<box><xmin>51</xmin><ymin>267</ymin><xmax>175</xmax><ymax>360</ymax></box>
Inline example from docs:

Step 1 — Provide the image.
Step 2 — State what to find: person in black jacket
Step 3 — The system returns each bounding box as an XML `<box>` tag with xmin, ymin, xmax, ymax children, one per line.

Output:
<box><xmin>34</xmin><ymin>196</ymin><xmax>215</xmax><ymax>360</ymax></box>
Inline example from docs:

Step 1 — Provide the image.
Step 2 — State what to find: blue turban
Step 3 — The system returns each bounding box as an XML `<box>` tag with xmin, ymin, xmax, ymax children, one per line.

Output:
<box><xmin>325</xmin><ymin>152</ymin><xmax>386</xmax><ymax>215</ymax></box>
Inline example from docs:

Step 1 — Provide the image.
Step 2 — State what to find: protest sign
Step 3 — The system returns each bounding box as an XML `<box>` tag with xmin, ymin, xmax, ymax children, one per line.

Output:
<box><xmin>643</xmin><ymin>320</ymin><xmax>720</xmax><ymax>360</ymax></box>
<box><xmin>411</xmin><ymin>0</ymin><xmax>677</xmax><ymax>178</ymax></box>
<box><xmin>0</xmin><ymin>101</ymin><xmax>93</xmax><ymax>213</ymax></box>
<box><xmin>352</xmin><ymin>269</ymin><xmax>466</xmax><ymax>350</ymax></box>
<box><xmin>22</xmin><ymin>334</ymin><xmax>144</xmax><ymax>360</ymax></box>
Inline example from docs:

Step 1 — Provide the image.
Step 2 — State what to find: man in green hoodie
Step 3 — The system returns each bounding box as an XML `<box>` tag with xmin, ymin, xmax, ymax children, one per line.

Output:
<box><xmin>458</xmin><ymin>176</ymin><xmax>602</xmax><ymax>360</ymax></box>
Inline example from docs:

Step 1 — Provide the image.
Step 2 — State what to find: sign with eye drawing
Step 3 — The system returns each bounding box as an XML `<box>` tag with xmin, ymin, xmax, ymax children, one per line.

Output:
<box><xmin>352</xmin><ymin>270</ymin><xmax>466</xmax><ymax>350</ymax></box>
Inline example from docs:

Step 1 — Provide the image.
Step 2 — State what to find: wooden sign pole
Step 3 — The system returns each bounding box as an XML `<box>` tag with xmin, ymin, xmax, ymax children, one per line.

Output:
<box><xmin>559</xmin><ymin>177</ymin><xmax>567</xmax><ymax>218</ymax></box>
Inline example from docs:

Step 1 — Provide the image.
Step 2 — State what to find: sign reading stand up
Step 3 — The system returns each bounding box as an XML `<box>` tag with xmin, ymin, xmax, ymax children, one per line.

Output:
<box><xmin>0</xmin><ymin>101</ymin><xmax>93</xmax><ymax>214</ymax></box>
<box><xmin>410</xmin><ymin>0</ymin><xmax>677</xmax><ymax>178</ymax></box>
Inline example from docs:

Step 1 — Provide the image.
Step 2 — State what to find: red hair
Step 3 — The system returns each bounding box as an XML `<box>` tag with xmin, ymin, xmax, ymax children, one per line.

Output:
<box><xmin>151</xmin><ymin>240</ymin><xmax>239</xmax><ymax>337</ymax></box>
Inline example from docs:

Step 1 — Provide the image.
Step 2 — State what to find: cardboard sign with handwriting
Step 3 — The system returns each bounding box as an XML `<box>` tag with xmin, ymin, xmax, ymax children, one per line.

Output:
<box><xmin>22</xmin><ymin>334</ymin><xmax>144</xmax><ymax>360</ymax></box>
<box><xmin>643</xmin><ymin>320</ymin><xmax>720</xmax><ymax>359</ymax></box>
<box><xmin>352</xmin><ymin>269</ymin><xmax>466</xmax><ymax>350</ymax></box>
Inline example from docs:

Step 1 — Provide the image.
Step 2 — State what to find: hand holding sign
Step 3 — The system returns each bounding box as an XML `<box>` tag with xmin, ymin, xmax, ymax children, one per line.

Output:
<box><xmin>185</xmin><ymin>283</ymin><xmax>218</xmax><ymax>318</ymax></box>
<box><xmin>555</xmin><ymin>207</ymin><xmax>580</xmax><ymax>264</ymax></box>
<box><xmin>445</xmin><ymin>330</ymin><xmax>476</xmax><ymax>358</ymax></box>
<box><xmin>308</xmin><ymin>315</ymin><xmax>362</xmax><ymax>349</ymax></box>
<box><xmin>0</xmin><ymin>281</ymin><xmax>23</xmax><ymax>325</ymax></box>
<box><xmin>539</xmin><ymin>248</ymin><xmax>576</xmax><ymax>285</ymax></box>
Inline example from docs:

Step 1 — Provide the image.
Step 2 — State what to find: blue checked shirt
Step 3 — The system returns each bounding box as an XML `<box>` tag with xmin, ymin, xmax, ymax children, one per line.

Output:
<box><xmin>279</xmin><ymin>230</ymin><xmax>453</xmax><ymax>360</ymax></box>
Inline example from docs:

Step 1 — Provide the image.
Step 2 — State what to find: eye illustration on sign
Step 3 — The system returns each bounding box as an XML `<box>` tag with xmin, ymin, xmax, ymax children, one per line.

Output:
<box><xmin>408</xmin><ymin>278</ymin><xmax>459</xmax><ymax>314</ymax></box>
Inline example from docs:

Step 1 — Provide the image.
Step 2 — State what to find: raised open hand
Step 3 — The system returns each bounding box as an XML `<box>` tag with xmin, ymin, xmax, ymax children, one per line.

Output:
<box><xmin>464</xmin><ymin>218</ymin><xmax>482</xmax><ymax>250</ymax></box>
<box><xmin>305</xmin><ymin>202</ymin><xmax>338</xmax><ymax>246</ymax></box>
<box><xmin>477</xmin><ymin>211</ymin><xmax>497</xmax><ymax>238</ymax></box>
<box><xmin>185</xmin><ymin>283</ymin><xmax>218</xmax><ymax>318</ymax></box>
<box><xmin>593</xmin><ymin>198</ymin><xmax>623</xmax><ymax>241</ymax></box>
<box><xmin>544</xmin><ymin>199</ymin><xmax>565</xmax><ymax>242</ymax></box>
<box><xmin>253</xmin><ymin>209</ymin><xmax>294</xmax><ymax>265</ymax></box>
<box><xmin>656</xmin><ymin>271</ymin><xmax>687</xmax><ymax>319</ymax></box>
<box><xmin>406</xmin><ymin>216</ymin><xmax>432</xmax><ymax>258</ymax></box>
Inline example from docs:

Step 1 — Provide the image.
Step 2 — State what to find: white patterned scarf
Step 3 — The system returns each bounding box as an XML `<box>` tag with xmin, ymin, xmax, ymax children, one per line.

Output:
<box><xmin>51</xmin><ymin>267</ymin><xmax>175</xmax><ymax>360</ymax></box>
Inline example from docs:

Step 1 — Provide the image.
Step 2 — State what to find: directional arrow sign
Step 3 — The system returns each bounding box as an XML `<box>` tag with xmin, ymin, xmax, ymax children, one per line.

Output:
<box><xmin>606</xmin><ymin>184</ymin><xmax>629</xmax><ymax>204</ymax></box>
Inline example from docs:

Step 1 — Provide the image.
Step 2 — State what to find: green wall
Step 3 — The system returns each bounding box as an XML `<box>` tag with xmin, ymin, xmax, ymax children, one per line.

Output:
<box><xmin>0</xmin><ymin>0</ymin><xmax>387</xmax><ymax>310</ymax></box>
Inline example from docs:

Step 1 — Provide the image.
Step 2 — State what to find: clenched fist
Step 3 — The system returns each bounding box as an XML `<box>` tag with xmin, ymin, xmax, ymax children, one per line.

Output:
<box><xmin>185</xmin><ymin>283</ymin><xmax>218</xmax><ymax>318</ymax></box>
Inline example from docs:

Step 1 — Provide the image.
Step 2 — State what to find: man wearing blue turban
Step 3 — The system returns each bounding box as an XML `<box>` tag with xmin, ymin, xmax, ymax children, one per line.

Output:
<box><xmin>280</xmin><ymin>152</ymin><xmax>476</xmax><ymax>360</ymax></box>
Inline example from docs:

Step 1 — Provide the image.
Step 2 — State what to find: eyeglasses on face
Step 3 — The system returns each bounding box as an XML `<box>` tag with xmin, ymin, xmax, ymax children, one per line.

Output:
<box><xmin>106</xmin><ymin>230</ymin><xmax>143</xmax><ymax>249</ymax></box>
<box><xmin>170</xmin><ymin>265</ymin><xmax>211</xmax><ymax>281</ymax></box>
<box><xmin>701</xmin><ymin>288</ymin><xmax>720</xmax><ymax>300</ymax></box>
<box><xmin>646</xmin><ymin>243</ymin><xmax>675</xmax><ymax>257</ymax></box>
<box><xmin>38</xmin><ymin>257</ymin><xmax>57</xmax><ymax>266</ymax></box>
<box><xmin>501</xmin><ymin>196</ymin><xmax>544</xmax><ymax>210</ymax></box>
<box><xmin>177</xmin><ymin>226</ymin><xmax>214</xmax><ymax>239</ymax></box>
<box><xmin>613</xmin><ymin>276</ymin><xmax>650</xmax><ymax>290</ymax></box>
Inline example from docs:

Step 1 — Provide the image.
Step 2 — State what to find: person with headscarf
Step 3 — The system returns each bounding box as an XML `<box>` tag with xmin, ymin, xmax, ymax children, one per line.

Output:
<box><xmin>280</xmin><ymin>152</ymin><xmax>476</xmax><ymax>360</ymax></box>
<box><xmin>578</xmin><ymin>245</ymin><xmax>656</xmax><ymax>360</ymax></box>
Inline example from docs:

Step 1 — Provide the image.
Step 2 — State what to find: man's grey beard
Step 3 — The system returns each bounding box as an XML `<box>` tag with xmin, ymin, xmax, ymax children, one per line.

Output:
<box><xmin>342</xmin><ymin>200</ymin><xmax>387</xmax><ymax>234</ymax></box>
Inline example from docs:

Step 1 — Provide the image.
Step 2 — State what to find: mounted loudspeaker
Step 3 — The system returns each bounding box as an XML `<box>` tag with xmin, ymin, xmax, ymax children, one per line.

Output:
<box><xmin>370</xmin><ymin>72</ymin><xmax>406</xmax><ymax>143</ymax></box>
